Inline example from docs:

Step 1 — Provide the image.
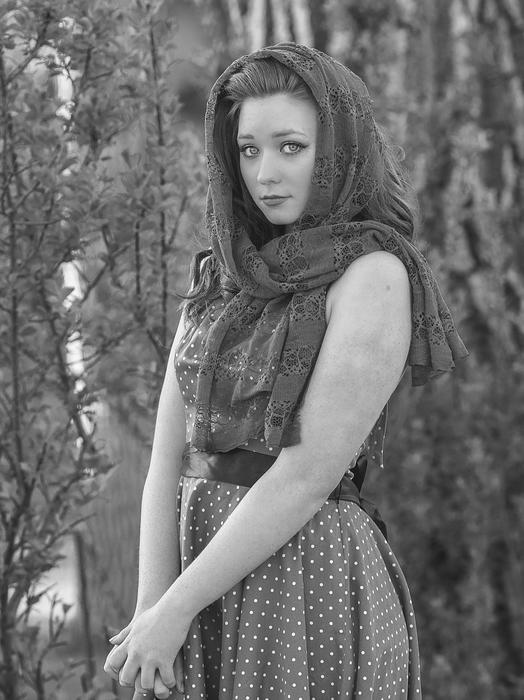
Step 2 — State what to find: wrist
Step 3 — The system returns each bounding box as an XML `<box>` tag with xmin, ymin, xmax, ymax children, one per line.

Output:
<box><xmin>134</xmin><ymin>573</ymin><xmax>180</xmax><ymax>617</ymax></box>
<box><xmin>134</xmin><ymin>592</ymin><xmax>163</xmax><ymax>618</ymax></box>
<box><xmin>161</xmin><ymin>576</ymin><xmax>200</xmax><ymax>624</ymax></box>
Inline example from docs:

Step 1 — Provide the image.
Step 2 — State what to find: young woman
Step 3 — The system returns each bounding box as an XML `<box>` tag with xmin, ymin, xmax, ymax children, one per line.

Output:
<box><xmin>104</xmin><ymin>43</ymin><xmax>468</xmax><ymax>699</ymax></box>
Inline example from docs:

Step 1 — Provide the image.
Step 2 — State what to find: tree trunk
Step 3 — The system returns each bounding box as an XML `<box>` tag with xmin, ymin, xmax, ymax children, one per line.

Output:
<box><xmin>270</xmin><ymin>0</ymin><xmax>291</xmax><ymax>43</ymax></box>
<box><xmin>289</xmin><ymin>0</ymin><xmax>313</xmax><ymax>45</ymax></box>
<box><xmin>247</xmin><ymin>0</ymin><xmax>267</xmax><ymax>51</ymax></box>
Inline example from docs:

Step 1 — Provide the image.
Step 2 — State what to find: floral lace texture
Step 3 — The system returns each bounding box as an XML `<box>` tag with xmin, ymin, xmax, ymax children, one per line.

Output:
<box><xmin>188</xmin><ymin>42</ymin><xmax>469</xmax><ymax>454</ymax></box>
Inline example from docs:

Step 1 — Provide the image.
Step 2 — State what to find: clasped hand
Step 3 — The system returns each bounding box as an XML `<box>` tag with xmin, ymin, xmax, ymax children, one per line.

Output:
<box><xmin>103</xmin><ymin>599</ymin><xmax>189</xmax><ymax>698</ymax></box>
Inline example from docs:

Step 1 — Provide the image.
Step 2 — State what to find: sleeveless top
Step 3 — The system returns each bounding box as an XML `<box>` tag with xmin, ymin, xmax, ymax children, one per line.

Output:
<box><xmin>174</xmin><ymin>296</ymin><xmax>395</xmax><ymax>474</ymax></box>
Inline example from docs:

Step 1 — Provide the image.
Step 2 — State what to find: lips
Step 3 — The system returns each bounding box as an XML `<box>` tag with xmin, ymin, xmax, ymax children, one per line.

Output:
<box><xmin>260</xmin><ymin>195</ymin><xmax>290</xmax><ymax>207</ymax></box>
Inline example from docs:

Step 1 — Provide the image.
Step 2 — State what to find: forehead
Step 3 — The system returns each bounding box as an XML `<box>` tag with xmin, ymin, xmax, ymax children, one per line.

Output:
<box><xmin>237</xmin><ymin>93</ymin><xmax>318</xmax><ymax>135</ymax></box>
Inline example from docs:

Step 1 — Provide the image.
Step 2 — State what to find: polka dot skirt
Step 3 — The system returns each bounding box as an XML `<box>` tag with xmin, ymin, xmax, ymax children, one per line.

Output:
<box><xmin>176</xmin><ymin>476</ymin><xmax>422</xmax><ymax>699</ymax></box>
<box><xmin>174</xmin><ymin>305</ymin><xmax>422</xmax><ymax>698</ymax></box>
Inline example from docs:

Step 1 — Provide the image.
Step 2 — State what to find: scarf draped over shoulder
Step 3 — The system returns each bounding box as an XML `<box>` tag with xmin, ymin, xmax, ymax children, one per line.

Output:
<box><xmin>189</xmin><ymin>43</ymin><xmax>469</xmax><ymax>466</ymax></box>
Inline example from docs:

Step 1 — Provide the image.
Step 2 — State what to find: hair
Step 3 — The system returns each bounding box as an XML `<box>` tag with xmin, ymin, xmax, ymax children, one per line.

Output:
<box><xmin>179</xmin><ymin>57</ymin><xmax>419</xmax><ymax>318</ymax></box>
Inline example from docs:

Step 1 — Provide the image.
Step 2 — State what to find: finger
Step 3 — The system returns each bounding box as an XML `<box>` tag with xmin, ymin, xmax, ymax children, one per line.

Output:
<box><xmin>131</xmin><ymin>690</ymin><xmax>155</xmax><ymax>700</ymax></box>
<box><xmin>103</xmin><ymin>646</ymin><xmax>127</xmax><ymax>680</ymax></box>
<box><xmin>157</xmin><ymin>660</ymin><xmax>176</xmax><ymax>689</ymax></box>
<box><xmin>154</xmin><ymin>670</ymin><xmax>174</xmax><ymax>699</ymax></box>
<box><xmin>109</xmin><ymin>621</ymin><xmax>132</xmax><ymax>645</ymax></box>
<box><xmin>139</xmin><ymin>664</ymin><xmax>156</xmax><ymax>693</ymax></box>
<box><xmin>103</xmin><ymin>661</ymin><xmax>120</xmax><ymax>682</ymax></box>
<box><xmin>174</xmin><ymin>651</ymin><xmax>185</xmax><ymax>693</ymax></box>
<box><xmin>132</xmin><ymin>673</ymin><xmax>155</xmax><ymax>700</ymax></box>
<box><xmin>106</xmin><ymin>643</ymin><xmax>128</xmax><ymax>669</ymax></box>
<box><xmin>118</xmin><ymin>655</ymin><xmax>139</xmax><ymax>688</ymax></box>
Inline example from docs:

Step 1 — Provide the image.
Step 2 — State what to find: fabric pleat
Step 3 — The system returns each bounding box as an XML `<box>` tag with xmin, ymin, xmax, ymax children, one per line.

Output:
<box><xmin>176</xmin><ymin>474</ymin><xmax>422</xmax><ymax>699</ymax></box>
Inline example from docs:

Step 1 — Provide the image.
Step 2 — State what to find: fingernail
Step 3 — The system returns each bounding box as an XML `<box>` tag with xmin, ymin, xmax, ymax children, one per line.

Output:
<box><xmin>109</xmin><ymin>635</ymin><xmax>117</xmax><ymax>643</ymax></box>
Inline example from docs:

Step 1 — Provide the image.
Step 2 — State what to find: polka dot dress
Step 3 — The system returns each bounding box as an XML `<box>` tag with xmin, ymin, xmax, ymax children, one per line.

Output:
<box><xmin>174</xmin><ymin>303</ymin><xmax>422</xmax><ymax>699</ymax></box>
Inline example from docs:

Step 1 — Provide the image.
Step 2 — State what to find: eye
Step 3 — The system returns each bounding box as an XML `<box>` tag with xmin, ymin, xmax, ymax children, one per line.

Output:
<box><xmin>282</xmin><ymin>142</ymin><xmax>305</xmax><ymax>155</ymax></box>
<box><xmin>239</xmin><ymin>145</ymin><xmax>258</xmax><ymax>158</ymax></box>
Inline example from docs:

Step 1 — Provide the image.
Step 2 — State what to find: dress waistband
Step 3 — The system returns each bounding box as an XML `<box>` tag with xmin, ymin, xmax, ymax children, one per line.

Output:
<box><xmin>181</xmin><ymin>444</ymin><xmax>388</xmax><ymax>540</ymax></box>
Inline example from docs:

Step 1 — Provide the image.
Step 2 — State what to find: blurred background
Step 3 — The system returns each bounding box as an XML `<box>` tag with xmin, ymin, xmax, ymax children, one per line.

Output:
<box><xmin>0</xmin><ymin>0</ymin><xmax>523</xmax><ymax>698</ymax></box>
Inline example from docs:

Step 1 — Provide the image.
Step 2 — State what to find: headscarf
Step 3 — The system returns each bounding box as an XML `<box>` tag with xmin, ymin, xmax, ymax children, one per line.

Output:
<box><xmin>190</xmin><ymin>43</ymin><xmax>469</xmax><ymax>462</ymax></box>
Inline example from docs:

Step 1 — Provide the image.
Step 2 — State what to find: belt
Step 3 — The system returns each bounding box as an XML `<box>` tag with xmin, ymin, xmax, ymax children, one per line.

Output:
<box><xmin>181</xmin><ymin>444</ymin><xmax>388</xmax><ymax>540</ymax></box>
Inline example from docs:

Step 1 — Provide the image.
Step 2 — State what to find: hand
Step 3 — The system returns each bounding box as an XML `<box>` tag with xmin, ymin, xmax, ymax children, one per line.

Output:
<box><xmin>103</xmin><ymin>600</ymin><xmax>190</xmax><ymax>698</ymax></box>
<box><xmin>129</xmin><ymin>667</ymin><xmax>183</xmax><ymax>700</ymax></box>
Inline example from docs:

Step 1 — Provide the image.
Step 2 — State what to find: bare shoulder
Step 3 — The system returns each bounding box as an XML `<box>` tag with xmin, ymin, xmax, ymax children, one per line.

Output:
<box><xmin>325</xmin><ymin>251</ymin><xmax>410</xmax><ymax>327</ymax></box>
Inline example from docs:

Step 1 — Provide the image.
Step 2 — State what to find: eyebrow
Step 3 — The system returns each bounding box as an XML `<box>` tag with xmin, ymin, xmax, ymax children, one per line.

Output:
<box><xmin>237</xmin><ymin>129</ymin><xmax>308</xmax><ymax>140</ymax></box>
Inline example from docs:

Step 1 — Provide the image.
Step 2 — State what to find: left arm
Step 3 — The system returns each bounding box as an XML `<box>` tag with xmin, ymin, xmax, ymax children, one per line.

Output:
<box><xmin>165</xmin><ymin>251</ymin><xmax>411</xmax><ymax>613</ymax></box>
<box><xmin>108</xmin><ymin>251</ymin><xmax>411</xmax><ymax>688</ymax></box>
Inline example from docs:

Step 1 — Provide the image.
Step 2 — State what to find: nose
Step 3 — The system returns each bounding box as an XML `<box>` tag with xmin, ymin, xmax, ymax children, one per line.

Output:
<box><xmin>256</xmin><ymin>152</ymin><xmax>281</xmax><ymax>185</ymax></box>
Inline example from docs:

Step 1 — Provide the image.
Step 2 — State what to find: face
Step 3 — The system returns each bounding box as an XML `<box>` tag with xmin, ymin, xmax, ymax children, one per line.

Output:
<box><xmin>236</xmin><ymin>93</ymin><xmax>317</xmax><ymax>226</ymax></box>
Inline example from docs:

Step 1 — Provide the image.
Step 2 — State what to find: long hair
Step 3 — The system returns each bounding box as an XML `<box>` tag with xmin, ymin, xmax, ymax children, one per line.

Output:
<box><xmin>179</xmin><ymin>57</ymin><xmax>419</xmax><ymax>318</ymax></box>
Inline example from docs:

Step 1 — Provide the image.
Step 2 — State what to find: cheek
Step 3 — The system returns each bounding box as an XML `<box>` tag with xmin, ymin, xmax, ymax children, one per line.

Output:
<box><xmin>239</xmin><ymin>161</ymin><xmax>256</xmax><ymax>193</ymax></box>
<box><xmin>239</xmin><ymin>161</ymin><xmax>265</xmax><ymax>213</ymax></box>
<box><xmin>239</xmin><ymin>159</ymin><xmax>247</xmax><ymax>183</ymax></box>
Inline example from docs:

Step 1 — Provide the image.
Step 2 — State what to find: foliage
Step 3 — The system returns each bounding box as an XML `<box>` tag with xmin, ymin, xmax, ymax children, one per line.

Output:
<box><xmin>0</xmin><ymin>1</ymin><xmax>204</xmax><ymax>697</ymax></box>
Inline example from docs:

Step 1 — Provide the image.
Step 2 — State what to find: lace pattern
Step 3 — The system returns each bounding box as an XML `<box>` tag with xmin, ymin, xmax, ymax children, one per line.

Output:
<box><xmin>312</xmin><ymin>146</ymin><xmax>348</xmax><ymax>188</ymax></box>
<box><xmin>176</xmin><ymin>301</ymin><xmax>387</xmax><ymax>466</ymax></box>
<box><xmin>188</xmin><ymin>42</ymin><xmax>469</xmax><ymax>457</ymax></box>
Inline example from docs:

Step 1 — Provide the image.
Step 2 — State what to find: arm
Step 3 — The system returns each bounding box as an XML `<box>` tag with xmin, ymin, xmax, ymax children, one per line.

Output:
<box><xmin>133</xmin><ymin>311</ymin><xmax>188</xmax><ymax>615</ymax></box>
<box><xmin>162</xmin><ymin>251</ymin><xmax>411</xmax><ymax>619</ymax></box>
<box><xmin>105</xmin><ymin>312</ymin><xmax>189</xmax><ymax>696</ymax></box>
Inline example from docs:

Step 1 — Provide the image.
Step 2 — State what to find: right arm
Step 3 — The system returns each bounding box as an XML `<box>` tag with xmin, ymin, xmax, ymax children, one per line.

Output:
<box><xmin>105</xmin><ymin>311</ymin><xmax>189</xmax><ymax>696</ymax></box>
<box><xmin>133</xmin><ymin>311</ymin><xmax>188</xmax><ymax>616</ymax></box>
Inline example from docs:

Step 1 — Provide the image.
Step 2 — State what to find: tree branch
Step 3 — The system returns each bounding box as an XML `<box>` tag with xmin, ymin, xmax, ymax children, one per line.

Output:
<box><xmin>148</xmin><ymin>12</ymin><xmax>168</xmax><ymax>350</ymax></box>
<box><xmin>4</xmin><ymin>9</ymin><xmax>53</xmax><ymax>86</ymax></box>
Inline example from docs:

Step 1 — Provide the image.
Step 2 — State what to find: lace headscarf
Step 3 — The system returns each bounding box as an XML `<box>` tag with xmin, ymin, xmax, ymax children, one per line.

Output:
<box><xmin>191</xmin><ymin>43</ymin><xmax>469</xmax><ymax>463</ymax></box>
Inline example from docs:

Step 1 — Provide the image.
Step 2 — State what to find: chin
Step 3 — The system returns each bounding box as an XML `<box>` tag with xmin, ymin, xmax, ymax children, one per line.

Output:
<box><xmin>260</xmin><ymin>208</ymin><xmax>301</xmax><ymax>226</ymax></box>
<box><xmin>265</xmin><ymin>215</ymin><xmax>294</xmax><ymax>226</ymax></box>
